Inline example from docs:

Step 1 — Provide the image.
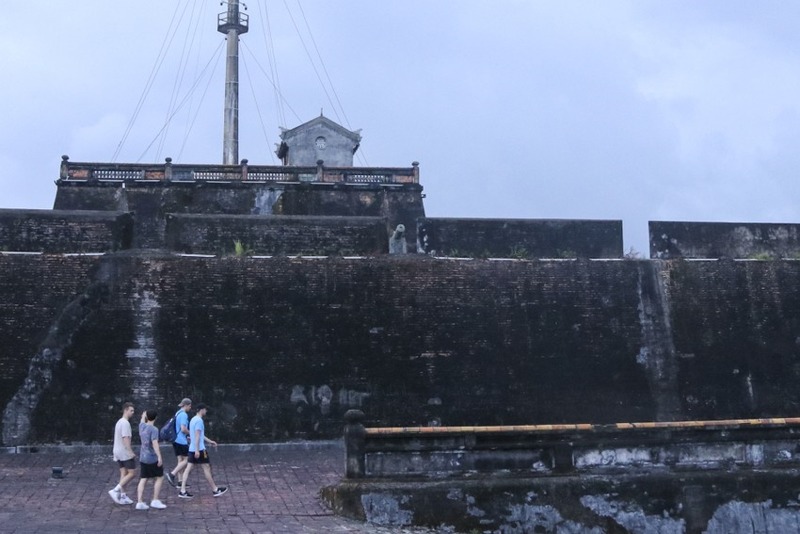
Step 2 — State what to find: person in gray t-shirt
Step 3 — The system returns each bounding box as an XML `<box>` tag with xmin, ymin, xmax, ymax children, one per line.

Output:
<box><xmin>135</xmin><ymin>410</ymin><xmax>167</xmax><ymax>510</ymax></box>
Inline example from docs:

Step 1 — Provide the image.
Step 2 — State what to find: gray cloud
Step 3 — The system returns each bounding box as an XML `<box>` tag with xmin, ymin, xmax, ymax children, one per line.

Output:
<box><xmin>1</xmin><ymin>1</ymin><xmax>799</xmax><ymax>254</ymax></box>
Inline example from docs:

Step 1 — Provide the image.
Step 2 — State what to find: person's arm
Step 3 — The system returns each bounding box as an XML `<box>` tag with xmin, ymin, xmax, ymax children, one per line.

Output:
<box><xmin>194</xmin><ymin>428</ymin><xmax>202</xmax><ymax>457</ymax></box>
<box><xmin>204</xmin><ymin>435</ymin><xmax>218</xmax><ymax>447</ymax></box>
<box><xmin>152</xmin><ymin>434</ymin><xmax>163</xmax><ymax>466</ymax></box>
<box><xmin>179</xmin><ymin>413</ymin><xmax>190</xmax><ymax>439</ymax></box>
<box><xmin>123</xmin><ymin>435</ymin><xmax>135</xmax><ymax>458</ymax></box>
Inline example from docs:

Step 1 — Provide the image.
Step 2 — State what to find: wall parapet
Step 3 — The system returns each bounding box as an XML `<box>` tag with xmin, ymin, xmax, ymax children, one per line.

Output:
<box><xmin>650</xmin><ymin>221</ymin><xmax>800</xmax><ymax>259</ymax></box>
<box><xmin>344</xmin><ymin>410</ymin><xmax>800</xmax><ymax>479</ymax></box>
<box><xmin>417</xmin><ymin>217</ymin><xmax>623</xmax><ymax>259</ymax></box>
<box><xmin>0</xmin><ymin>208</ymin><xmax>132</xmax><ymax>253</ymax></box>
<box><xmin>59</xmin><ymin>155</ymin><xmax>419</xmax><ymax>185</ymax></box>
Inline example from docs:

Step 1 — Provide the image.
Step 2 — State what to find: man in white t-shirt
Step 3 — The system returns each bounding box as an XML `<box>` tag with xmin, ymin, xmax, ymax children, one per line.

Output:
<box><xmin>108</xmin><ymin>402</ymin><xmax>136</xmax><ymax>505</ymax></box>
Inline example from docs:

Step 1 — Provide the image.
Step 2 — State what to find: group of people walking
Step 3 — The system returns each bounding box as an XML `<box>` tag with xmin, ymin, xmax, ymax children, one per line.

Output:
<box><xmin>107</xmin><ymin>398</ymin><xmax>228</xmax><ymax>509</ymax></box>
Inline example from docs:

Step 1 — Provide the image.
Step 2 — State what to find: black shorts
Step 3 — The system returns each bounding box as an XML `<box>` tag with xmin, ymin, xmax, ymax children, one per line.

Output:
<box><xmin>173</xmin><ymin>442</ymin><xmax>189</xmax><ymax>457</ymax></box>
<box><xmin>140</xmin><ymin>461</ymin><xmax>164</xmax><ymax>479</ymax></box>
<box><xmin>117</xmin><ymin>458</ymin><xmax>136</xmax><ymax>470</ymax></box>
<box><xmin>188</xmin><ymin>449</ymin><xmax>210</xmax><ymax>464</ymax></box>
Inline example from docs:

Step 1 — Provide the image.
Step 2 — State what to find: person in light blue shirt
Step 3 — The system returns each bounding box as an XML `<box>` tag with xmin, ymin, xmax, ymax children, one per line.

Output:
<box><xmin>179</xmin><ymin>403</ymin><xmax>228</xmax><ymax>498</ymax></box>
<box><xmin>165</xmin><ymin>398</ymin><xmax>192</xmax><ymax>487</ymax></box>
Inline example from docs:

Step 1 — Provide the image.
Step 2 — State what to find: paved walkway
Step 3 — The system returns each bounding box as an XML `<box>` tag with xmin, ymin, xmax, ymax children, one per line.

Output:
<box><xmin>0</xmin><ymin>442</ymin><xmax>434</xmax><ymax>533</ymax></box>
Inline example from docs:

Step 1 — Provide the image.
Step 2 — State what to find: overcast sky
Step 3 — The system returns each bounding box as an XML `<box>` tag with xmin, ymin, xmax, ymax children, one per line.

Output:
<box><xmin>2</xmin><ymin>1</ymin><xmax>799</xmax><ymax>254</ymax></box>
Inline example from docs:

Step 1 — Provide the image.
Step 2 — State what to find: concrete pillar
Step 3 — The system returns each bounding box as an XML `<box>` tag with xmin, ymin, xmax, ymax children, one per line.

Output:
<box><xmin>344</xmin><ymin>409</ymin><xmax>366</xmax><ymax>478</ymax></box>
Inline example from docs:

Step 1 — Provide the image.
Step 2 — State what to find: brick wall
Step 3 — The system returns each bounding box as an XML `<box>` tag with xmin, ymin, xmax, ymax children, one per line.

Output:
<box><xmin>650</xmin><ymin>221</ymin><xmax>800</xmax><ymax>259</ymax></box>
<box><xmin>417</xmin><ymin>218</ymin><xmax>623</xmax><ymax>258</ymax></box>
<box><xmin>54</xmin><ymin>181</ymin><xmax>425</xmax><ymax>250</ymax></box>
<box><xmin>0</xmin><ymin>254</ymin><xmax>102</xmax><ymax>416</ymax></box>
<box><xmin>165</xmin><ymin>214</ymin><xmax>388</xmax><ymax>255</ymax></box>
<box><xmin>0</xmin><ymin>209</ymin><xmax>132</xmax><ymax>252</ymax></box>
<box><xmin>1</xmin><ymin>254</ymin><xmax>799</xmax><ymax>444</ymax></box>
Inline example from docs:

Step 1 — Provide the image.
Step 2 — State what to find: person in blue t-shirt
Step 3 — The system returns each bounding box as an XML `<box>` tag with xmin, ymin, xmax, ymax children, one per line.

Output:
<box><xmin>178</xmin><ymin>403</ymin><xmax>228</xmax><ymax>498</ymax></box>
<box><xmin>165</xmin><ymin>398</ymin><xmax>192</xmax><ymax>488</ymax></box>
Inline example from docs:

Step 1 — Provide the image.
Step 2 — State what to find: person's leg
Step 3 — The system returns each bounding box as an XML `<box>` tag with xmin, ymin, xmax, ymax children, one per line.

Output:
<box><xmin>120</xmin><ymin>467</ymin><xmax>136</xmax><ymax>493</ymax></box>
<box><xmin>174</xmin><ymin>455</ymin><xmax>188</xmax><ymax>482</ymax></box>
<box><xmin>109</xmin><ymin>464</ymin><xmax>124</xmax><ymax>503</ymax></box>
<box><xmin>180</xmin><ymin>462</ymin><xmax>194</xmax><ymax>496</ymax></box>
<box><xmin>137</xmin><ymin>477</ymin><xmax>147</xmax><ymax>504</ymax></box>
<box><xmin>153</xmin><ymin>476</ymin><xmax>164</xmax><ymax>501</ymax></box>
<box><xmin>201</xmin><ymin>464</ymin><xmax>217</xmax><ymax>491</ymax></box>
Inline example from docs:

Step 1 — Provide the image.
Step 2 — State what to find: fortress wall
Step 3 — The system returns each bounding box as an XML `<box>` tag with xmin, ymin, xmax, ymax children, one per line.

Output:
<box><xmin>417</xmin><ymin>218</ymin><xmax>623</xmax><ymax>258</ymax></box>
<box><xmin>1</xmin><ymin>254</ymin><xmax>799</xmax><ymax>444</ymax></box>
<box><xmin>650</xmin><ymin>221</ymin><xmax>800</xmax><ymax>259</ymax></box>
<box><xmin>0</xmin><ymin>254</ymin><xmax>101</xmax><ymax>417</ymax></box>
<box><xmin>0</xmin><ymin>209</ymin><xmax>132</xmax><ymax>252</ymax></box>
<box><xmin>54</xmin><ymin>182</ymin><xmax>425</xmax><ymax>250</ymax></box>
<box><xmin>165</xmin><ymin>214</ymin><xmax>389</xmax><ymax>256</ymax></box>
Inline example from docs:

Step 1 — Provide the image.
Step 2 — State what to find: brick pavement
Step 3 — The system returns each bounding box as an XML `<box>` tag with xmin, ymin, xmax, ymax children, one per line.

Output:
<box><xmin>0</xmin><ymin>442</ymin><xmax>435</xmax><ymax>534</ymax></box>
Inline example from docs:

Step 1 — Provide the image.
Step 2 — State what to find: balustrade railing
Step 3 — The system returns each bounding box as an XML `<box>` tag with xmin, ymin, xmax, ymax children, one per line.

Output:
<box><xmin>59</xmin><ymin>156</ymin><xmax>419</xmax><ymax>185</ymax></box>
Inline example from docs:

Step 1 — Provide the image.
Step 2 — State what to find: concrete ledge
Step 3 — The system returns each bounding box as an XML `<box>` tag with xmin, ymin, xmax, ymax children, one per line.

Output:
<box><xmin>344</xmin><ymin>412</ymin><xmax>800</xmax><ymax>479</ymax></box>
<box><xmin>322</xmin><ymin>469</ymin><xmax>800</xmax><ymax>532</ymax></box>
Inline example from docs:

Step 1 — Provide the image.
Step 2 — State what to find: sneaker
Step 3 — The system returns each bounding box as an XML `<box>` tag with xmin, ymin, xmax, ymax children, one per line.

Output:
<box><xmin>135</xmin><ymin>502</ymin><xmax>149</xmax><ymax>510</ymax></box>
<box><xmin>212</xmin><ymin>487</ymin><xmax>228</xmax><ymax>497</ymax></box>
<box><xmin>165</xmin><ymin>472</ymin><xmax>176</xmax><ymax>487</ymax></box>
<box><xmin>119</xmin><ymin>493</ymin><xmax>134</xmax><ymax>505</ymax></box>
<box><xmin>178</xmin><ymin>491</ymin><xmax>194</xmax><ymax>499</ymax></box>
<box><xmin>149</xmin><ymin>500</ymin><xmax>166</xmax><ymax>509</ymax></box>
<box><xmin>108</xmin><ymin>489</ymin><xmax>121</xmax><ymax>504</ymax></box>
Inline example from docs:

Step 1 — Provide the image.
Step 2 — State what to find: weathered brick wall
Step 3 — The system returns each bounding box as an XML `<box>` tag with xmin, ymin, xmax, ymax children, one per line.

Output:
<box><xmin>417</xmin><ymin>218</ymin><xmax>623</xmax><ymax>258</ymax></box>
<box><xmin>0</xmin><ymin>254</ymin><xmax>102</xmax><ymax>415</ymax></box>
<box><xmin>1</xmin><ymin>254</ymin><xmax>799</xmax><ymax>444</ymax></box>
<box><xmin>165</xmin><ymin>214</ymin><xmax>389</xmax><ymax>255</ymax></box>
<box><xmin>0</xmin><ymin>209</ymin><xmax>132</xmax><ymax>252</ymax></box>
<box><xmin>54</xmin><ymin>182</ymin><xmax>425</xmax><ymax>251</ymax></box>
<box><xmin>667</xmin><ymin>259</ymin><xmax>800</xmax><ymax>418</ymax></box>
<box><xmin>650</xmin><ymin>221</ymin><xmax>800</xmax><ymax>259</ymax></box>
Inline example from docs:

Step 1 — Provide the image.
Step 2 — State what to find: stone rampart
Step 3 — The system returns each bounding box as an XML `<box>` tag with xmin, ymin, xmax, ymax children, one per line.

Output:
<box><xmin>0</xmin><ymin>209</ymin><xmax>132</xmax><ymax>253</ymax></box>
<box><xmin>417</xmin><ymin>217</ymin><xmax>623</xmax><ymax>258</ymax></box>
<box><xmin>165</xmin><ymin>214</ymin><xmax>388</xmax><ymax>256</ymax></box>
<box><xmin>650</xmin><ymin>221</ymin><xmax>800</xmax><ymax>259</ymax></box>
<box><xmin>1</xmin><ymin>254</ymin><xmax>800</xmax><ymax>446</ymax></box>
<box><xmin>54</xmin><ymin>180</ymin><xmax>425</xmax><ymax>250</ymax></box>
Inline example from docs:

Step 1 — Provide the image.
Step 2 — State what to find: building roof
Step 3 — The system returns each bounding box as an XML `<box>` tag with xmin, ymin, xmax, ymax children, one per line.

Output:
<box><xmin>279</xmin><ymin>115</ymin><xmax>362</xmax><ymax>143</ymax></box>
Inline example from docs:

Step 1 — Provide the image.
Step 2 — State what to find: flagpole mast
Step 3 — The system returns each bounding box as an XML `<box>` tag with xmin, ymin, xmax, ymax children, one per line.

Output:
<box><xmin>218</xmin><ymin>1</ymin><xmax>249</xmax><ymax>165</ymax></box>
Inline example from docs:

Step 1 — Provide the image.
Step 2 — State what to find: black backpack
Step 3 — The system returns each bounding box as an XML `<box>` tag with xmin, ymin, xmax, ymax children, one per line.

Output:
<box><xmin>159</xmin><ymin>411</ymin><xmax>179</xmax><ymax>442</ymax></box>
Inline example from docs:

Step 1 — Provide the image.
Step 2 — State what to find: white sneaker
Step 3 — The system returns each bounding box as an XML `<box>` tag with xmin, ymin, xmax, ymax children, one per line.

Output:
<box><xmin>135</xmin><ymin>502</ymin><xmax>149</xmax><ymax>510</ymax></box>
<box><xmin>107</xmin><ymin>489</ymin><xmax>121</xmax><ymax>504</ymax></box>
<box><xmin>150</xmin><ymin>500</ymin><xmax>166</xmax><ymax>509</ymax></box>
<box><xmin>119</xmin><ymin>493</ymin><xmax>134</xmax><ymax>505</ymax></box>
